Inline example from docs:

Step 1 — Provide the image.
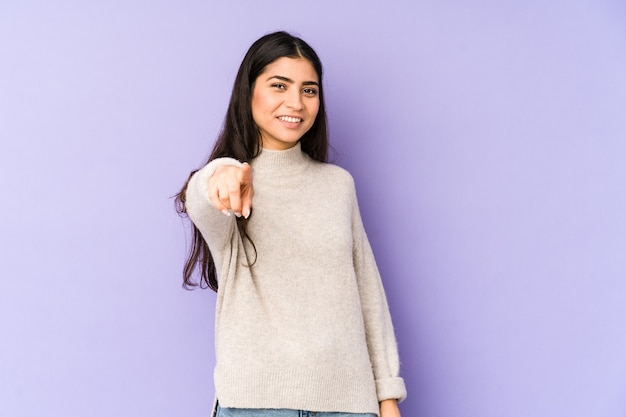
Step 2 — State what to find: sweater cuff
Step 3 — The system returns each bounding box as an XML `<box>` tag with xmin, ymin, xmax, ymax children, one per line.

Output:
<box><xmin>376</xmin><ymin>376</ymin><xmax>407</xmax><ymax>403</ymax></box>
<box><xmin>195</xmin><ymin>157</ymin><xmax>243</xmax><ymax>204</ymax></box>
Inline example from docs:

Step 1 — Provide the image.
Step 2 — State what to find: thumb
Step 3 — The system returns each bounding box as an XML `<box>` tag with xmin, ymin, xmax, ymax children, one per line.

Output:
<box><xmin>240</xmin><ymin>162</ymin><xmax>252</xmax><ymax>182</ymax></box>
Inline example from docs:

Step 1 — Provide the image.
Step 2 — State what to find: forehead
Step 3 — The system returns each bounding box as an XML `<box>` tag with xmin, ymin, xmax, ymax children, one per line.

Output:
<box><xmin>259</xmin><ymin>57</ymin><xmax>318</xmax><ymax>82</ymax></box>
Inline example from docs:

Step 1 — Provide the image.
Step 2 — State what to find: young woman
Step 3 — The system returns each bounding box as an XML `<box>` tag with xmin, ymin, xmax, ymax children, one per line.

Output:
<box><xmin>176</xmin><ymin>31</ymin><xmax>406</xmax><ymax>417</ymax></box>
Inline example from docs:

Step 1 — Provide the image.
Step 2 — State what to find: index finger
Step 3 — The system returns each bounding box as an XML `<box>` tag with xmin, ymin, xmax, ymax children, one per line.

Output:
<box><xmin>226</xmin><ymin>175</ymin><xmax>244</xmax><ymax>217</ymax></box>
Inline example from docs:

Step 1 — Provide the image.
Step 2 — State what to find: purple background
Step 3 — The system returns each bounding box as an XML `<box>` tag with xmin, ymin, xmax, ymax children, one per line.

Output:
<box><xmin>1</xmin><ymin>1</ymin><xmax>626</xmax><ymax>416</ymax></box>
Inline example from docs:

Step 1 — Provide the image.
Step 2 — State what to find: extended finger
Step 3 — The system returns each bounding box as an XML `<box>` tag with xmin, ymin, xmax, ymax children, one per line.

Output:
<box><xmin>240</xmin><ymin>163</ymin><xmax>254</xmax><ymax>218</ymax></box>
<box><xmin>227</xmin><ymin>177</ymin><xmax>244</xmax><ymax>216</ymax></box>
<box><xmin>241</xmin><ymin>183</ymin><xmax>254</xmax><ymax>219</ymax></box>
<box><xmin>217</xmin><ymin>181</ymin><xmax>234</xmax><ymax>209</ymax></box>
<box><xmin>208</xmin><ymin>180</ymin><xmax>228</xmax><ymax>214</ymax></box>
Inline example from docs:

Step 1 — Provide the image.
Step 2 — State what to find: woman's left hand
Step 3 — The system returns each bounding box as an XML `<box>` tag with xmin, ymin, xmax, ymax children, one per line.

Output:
<box><xmin>379</xmin><ymin>399</ymin><xmax>401</xmax><ymax>417</ymax></box>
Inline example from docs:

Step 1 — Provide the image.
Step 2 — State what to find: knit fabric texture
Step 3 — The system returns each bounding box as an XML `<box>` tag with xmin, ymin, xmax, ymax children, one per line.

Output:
<box><xmin>185</xmin><ymin>143</ymin><xmax>407</xmax><ymax>415</ymax></box>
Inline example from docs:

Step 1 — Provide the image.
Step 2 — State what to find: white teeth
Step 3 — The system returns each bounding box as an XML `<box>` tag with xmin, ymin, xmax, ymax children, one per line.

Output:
<box><xmin>278</xmin><ymin>116</ymin><xmax>302</xmax><ymax>123</ymax></box>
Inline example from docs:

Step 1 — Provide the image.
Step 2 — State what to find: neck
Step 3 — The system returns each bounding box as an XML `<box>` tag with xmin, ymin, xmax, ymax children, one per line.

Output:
<box><xmin>251</xmin><ymin>142</ymin><xmax>309</xmax><ymax>176</ymax></box>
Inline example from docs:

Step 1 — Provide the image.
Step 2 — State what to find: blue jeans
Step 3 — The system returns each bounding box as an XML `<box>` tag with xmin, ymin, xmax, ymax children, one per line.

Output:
<box><xmin>216</xmin><ymin>404</ymin><xmax>377</xmax><ymax>417</ymax></box>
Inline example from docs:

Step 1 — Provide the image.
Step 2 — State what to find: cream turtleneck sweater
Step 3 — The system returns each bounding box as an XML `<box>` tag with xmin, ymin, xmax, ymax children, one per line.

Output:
<box><xmin>185</xmin><ymin>143</ymin><xmax>406</xmax><ymax>415</ymax></box>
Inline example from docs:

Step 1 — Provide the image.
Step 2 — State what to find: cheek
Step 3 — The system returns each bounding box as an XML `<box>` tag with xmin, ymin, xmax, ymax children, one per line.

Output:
<box><xmin>251</xmin><ymin>88</ymin><xmax>273</xmax><ymax>120</ymax></box>
<box><xmin>250</xmin><ymin>92</ymin><xmax>263</xmax><ymax>120</ymax></box>
<box><xmin>251</xmin><ymin>92</ymin><xmax>280</xmax><ymax>114</ymax></box>
<box><xmin>309</xmin><ymin>100</ymin><xmax>320</xmax><ymax>120</ymax></box>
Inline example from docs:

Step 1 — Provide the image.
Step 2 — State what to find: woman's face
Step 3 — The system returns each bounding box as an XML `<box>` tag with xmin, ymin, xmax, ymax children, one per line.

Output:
<box><xmin>251</xmin><ymin>57</ymin><xmax>320</xmax><ymax>150</ymax></box>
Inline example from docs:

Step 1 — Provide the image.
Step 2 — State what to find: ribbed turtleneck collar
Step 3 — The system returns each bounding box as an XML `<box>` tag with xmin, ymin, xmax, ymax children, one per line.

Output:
<box><xmin>251</xmin><ymin>142</ymin><xmax>310</xmax><ymax>177</ymax></box>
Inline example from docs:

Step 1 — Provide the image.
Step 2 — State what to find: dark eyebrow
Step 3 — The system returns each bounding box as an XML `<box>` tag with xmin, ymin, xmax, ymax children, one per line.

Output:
<box><xmin>266</xmin><ymin>75</ymin><xmax>319</xmax><ymax>86</ymax></box>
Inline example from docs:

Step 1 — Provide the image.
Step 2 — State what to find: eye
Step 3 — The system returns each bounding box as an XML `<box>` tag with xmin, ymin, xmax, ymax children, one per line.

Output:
<box><xmin>271</xmin><ymin>83</ymin><xmax>286</xmax><ymax>90</ymax></box>
<box><xmin>302</xmin><ymin>88</ymin><xmax>318</xmax><ymax>96</ymax></box>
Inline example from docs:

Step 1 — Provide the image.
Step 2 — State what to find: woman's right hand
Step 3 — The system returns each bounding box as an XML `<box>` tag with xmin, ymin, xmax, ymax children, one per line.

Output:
<box><xmin>207</xmin><ymin>163</ymin><xmax>254</xmax><ymax>218</ymax></box>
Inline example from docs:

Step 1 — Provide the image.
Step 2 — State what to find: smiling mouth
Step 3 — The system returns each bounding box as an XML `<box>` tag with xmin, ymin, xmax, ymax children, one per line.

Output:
<box><xmin>278</xmin><ymin>116</ymin><xmax>303</xmax><ymax>123</ymax></box>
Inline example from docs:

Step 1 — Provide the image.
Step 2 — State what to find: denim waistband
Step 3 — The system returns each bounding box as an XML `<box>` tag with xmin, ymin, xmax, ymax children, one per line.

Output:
<box><xmin>215</xmin><ymin>403</ymin><xmax>377</xmax><ymax>417</ymax></box>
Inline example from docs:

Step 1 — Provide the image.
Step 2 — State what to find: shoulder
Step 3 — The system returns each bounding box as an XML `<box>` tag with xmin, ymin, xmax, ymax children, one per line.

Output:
<box><xmin>309</xmin><ymin>160</ymin><xmax>356</xmax><ymax>189</ymax></box>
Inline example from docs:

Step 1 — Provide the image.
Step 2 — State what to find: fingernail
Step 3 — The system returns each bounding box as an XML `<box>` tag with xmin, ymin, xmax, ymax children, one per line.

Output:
<box><xmin>243</xmin><ymin>208</ymin><xmax>250</xmax><ymax>219</ymax></box>
<box><xmin>234</xmin><ymin>212</ymin><xmax>242</xmax><ymax>218</ymax></box>
<box><xmin>221</xmin><ymin>209</ymin><xmax>231</xmax><ymax>216</ymax></box>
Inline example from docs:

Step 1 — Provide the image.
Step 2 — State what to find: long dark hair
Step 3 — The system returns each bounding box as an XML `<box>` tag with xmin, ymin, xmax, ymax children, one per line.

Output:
<box><xmin>175</xmin><ymin>31</ymin><xmax>329</xmax><ymax>291</ymax></box>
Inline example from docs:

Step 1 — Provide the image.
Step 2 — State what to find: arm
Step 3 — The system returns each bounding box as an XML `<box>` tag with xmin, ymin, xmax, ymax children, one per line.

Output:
<box><xmin>350</xmin><ymin>183</ymin><xmax>407</xmax><ymax>406</ymax></box>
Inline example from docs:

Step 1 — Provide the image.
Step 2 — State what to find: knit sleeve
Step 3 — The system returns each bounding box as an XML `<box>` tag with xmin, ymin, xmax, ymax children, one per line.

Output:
<box><xmin>184</xmin><ymin>157</ymin><xmax>243</xmax><ymax>252</ymax></box>
<box><xmin>350</xmin><ymin>183</ymin><xmax>407</xmax><ymax>403</ymax></box>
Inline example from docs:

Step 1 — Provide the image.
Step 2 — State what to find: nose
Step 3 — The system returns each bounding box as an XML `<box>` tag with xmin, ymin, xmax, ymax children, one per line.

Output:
<box><xmin>285</xmin><ymin>90</ymin><xmax>303</xmax><ymax>110</ymax></box>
